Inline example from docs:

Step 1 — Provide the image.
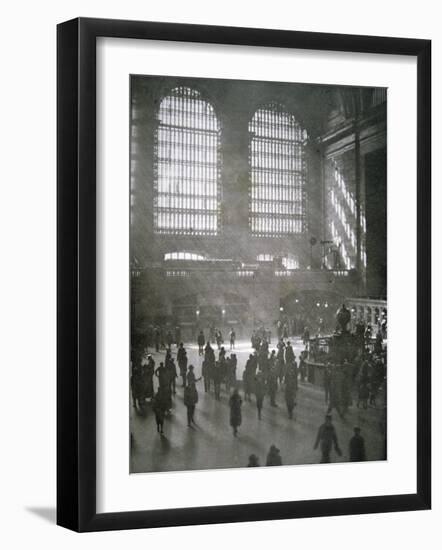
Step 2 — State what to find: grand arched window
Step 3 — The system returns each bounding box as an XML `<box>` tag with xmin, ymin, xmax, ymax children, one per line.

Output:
<box><xmin>154</xmin><ymin>86</ymin><xmax>221</xmax><ymax>235</ymax></box>
<box><xmin>249</xmin><ymin>102</ymin><xmax>307</xmax><ymax>236</ymax></box>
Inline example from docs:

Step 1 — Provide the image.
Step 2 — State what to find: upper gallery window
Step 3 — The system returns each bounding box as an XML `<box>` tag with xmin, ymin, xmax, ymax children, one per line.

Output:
<box><xmin>154</xmin><ymin>86</ymin><xmax>220</xmax><ymax>235</ymax></box>
<box><xmin>249</xmin><ymin>102</ymin><xmax>307</xmax><ymax>237</ymax></box>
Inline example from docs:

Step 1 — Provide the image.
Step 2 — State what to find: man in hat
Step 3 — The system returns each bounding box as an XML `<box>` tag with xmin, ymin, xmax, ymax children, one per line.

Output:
<box><xmin>314</xmin><ymin>414</ymin><xmax>342</xmax><ymax>463</ymax></box>
<box><xmin>183</xmin><ymin>382</ymin><xmax>199</xmax><ymax>427</ymax></box>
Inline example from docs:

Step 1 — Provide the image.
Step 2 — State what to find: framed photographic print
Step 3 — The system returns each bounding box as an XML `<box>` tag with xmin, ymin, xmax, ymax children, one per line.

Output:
<box><xmin>57</xmin><ymin>17</ymin><xmax>431</xmax><ymax>532</ymax></box>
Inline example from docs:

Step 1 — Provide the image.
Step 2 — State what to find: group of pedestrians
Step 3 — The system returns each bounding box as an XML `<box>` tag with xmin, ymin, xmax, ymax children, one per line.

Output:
<box><xmin>131</xmin><ymin>332</ymin><xmax>371</xmax><ymax>464</ymax></box>
<box><xmin>314</xmin><ymin>415</ymin><xmax>366</xmax><ymax>463</ymax></box>
<box><xmin>247</xmin><ymin>444</ymin><xmax>282</xmax><ymax>467</ymax></box>
<box><xmin>322</xmin><ymin>351</ymin><xmax>386</xmax><ymax>419</ymax></box>
<box><xmin>243</xmin><ymin>337</ymin><xmax>304</xmax><ymax>420</ymax></box>
<box><xmin>247</xmin><ymin>422</ymin><xmax>365</xmax><ymax>466</ymax></box>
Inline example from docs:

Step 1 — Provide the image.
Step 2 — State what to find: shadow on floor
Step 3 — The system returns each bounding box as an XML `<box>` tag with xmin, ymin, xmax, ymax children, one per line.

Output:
<box><xmin>26</xmin><ymin>506</ymin><xmax>56</xmax><ymax>524</ymax></box>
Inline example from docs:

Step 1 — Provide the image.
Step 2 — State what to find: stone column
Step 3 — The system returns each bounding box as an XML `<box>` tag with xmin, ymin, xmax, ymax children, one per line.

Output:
<box><xmin>219</xmin><ymin>103</ymin><xmax>252</xmax><ymax>261</ymax></box>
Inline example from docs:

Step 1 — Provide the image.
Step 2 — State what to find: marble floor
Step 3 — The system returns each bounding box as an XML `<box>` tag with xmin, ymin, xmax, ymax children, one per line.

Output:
<box><xmin>130</xmin><ymin>338</ymin><xmax>386</xmax><ymax>474</ymax></box>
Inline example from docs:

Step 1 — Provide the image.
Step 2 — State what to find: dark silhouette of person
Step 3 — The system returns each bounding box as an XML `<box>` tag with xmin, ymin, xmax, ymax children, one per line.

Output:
<box><xmin>186</xmin><ymin>364</ymin><xmax>202</xmax><ymax>387</ymax></box>
<box><xmin>177</xmin><ymin>343</ymin><xmax>188</xmax><ymax>387</ymax></box>
<box><xmin>202</xmin><ymin>358</ymin><xmax>210</xmax><ymax>392</ymax></box>
<box><xmin>254</xmin><ymin>371</ymin><xmax>266</xmax><ymax>420</ymax></box>
<box><xmin>314</xmin><ymin>414</ymin><xmax>342</xmax><ymax>463</ymax></box>
<box><xmin>267</xmin><ymin>365</ymin><xmax>278</xmax><ymax>407</ymax></box>
<box><xmin>227</xmin><ymin>353</ymin><xmax>237</xmax><ymax>391</ymax></box>
<box><xmin>166</xmin><ymin>358</ymin><xmax>177</xmax><ymax>395</ymax></box>
<box><xmin>349</xmin><ymin>427</ymin><xmax>366</xmax><ymax>462</ymax></box>
<box><xmin>243</xmin><ymin>356</ymin><xmax>255</xmax><ymax>402</ymax></box>
<box><xmin>141</xmin><ymin>357</ymin><xmax>155</xmax><ymax>401</ymax></box>
<box><xmin>155</xmin><ymin>362</ymin><xmax>168</xmax><ymax>388</ymax></box>
<box><xmin>248</xmin><ymin>454</ymin><xmax>260</xmax><ymax>467</ymax></box>
<box><xmin>152</xmin><ymin>389</ymin><xmax>167</xmax><ymax>434</ymax></box>
<box><xmin>302</xmin><ymin>326</ymin><xmax>310</xmax><ymax>346</ymax></box>
<box><xmin>229</xmin><ymin>328</ymin><xmax>236</xmax><ymax>350</ymax></box>
<box><xmin>229</xmin><ymin>389</ymin><xmax>242</xmax><ymax>436</ymax></box>
<box><xmin>130</xmin><ymin>365</ymin><xmax>143</xmax><ymax>409</ymax></box>
<box><xmin>266</xmin><ymin>445</ymin><xmax>282</xmax><ymax>466</ymax></box>
<box><xmin>184</xmin><ymin>382</ymin><xmax>199</xmax><ymax>426</ymax></box>
<box><xmin>213</xmin><ymin>361</ymin><xmax>222</xmax><ymax>400</ymax></box>
<box><xmin>284</xmin><ymin>370</ymin><xmax>297</xmax><ymax>419</ymax></box>
<box><xmin>285</xmin><ymin>341</ymin><xmax>295</xmax><ymax>364</ymax></box>
<box><xmin>299</xmin><ymin>353</ymin><xmax>307</xmax><ymax>382</ymax></box>
<box><xmin>197</xmin><ymin>330</ymin><xmax>205</xmax><ymax>356</ymax></box>
<box><xmin>216</xmin><ymin>329</ymin><xmax>223</xmax><ymax>350</ymax></box>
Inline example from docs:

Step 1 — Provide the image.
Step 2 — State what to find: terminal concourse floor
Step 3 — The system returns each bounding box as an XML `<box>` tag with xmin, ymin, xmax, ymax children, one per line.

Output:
<box><xmin>130</xmin><ymin>338</ymin><xmax>386</xmax><ymax>474</ymax></box>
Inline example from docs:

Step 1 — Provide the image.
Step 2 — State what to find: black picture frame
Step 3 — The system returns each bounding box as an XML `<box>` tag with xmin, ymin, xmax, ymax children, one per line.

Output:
<box><xmin>57</xmin><ymin>17</ymin><xmax>431</xmax><ymax>532</ymax></box>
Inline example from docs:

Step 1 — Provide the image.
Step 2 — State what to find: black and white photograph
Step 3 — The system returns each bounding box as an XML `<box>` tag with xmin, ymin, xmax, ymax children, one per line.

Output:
<box><xmin>0</xmin><ymin>0</ymin><xmax>436</xmax><ymax>542</ymax></box>
<box><xmin>129</xmin><ymin>75</ymin><xmax>387</xmax><ymax>474</ymax></box>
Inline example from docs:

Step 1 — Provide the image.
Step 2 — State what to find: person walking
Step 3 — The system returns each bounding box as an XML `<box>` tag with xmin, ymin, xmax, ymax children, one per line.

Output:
<box><xmin>349</xmin><ymin>427</ymin><xmax>366</xmax><ymax>461</ymax></box>
<box><xmin>186</xmin><ymin>364</ymin><xmax>202</xmax><ymax>387</ymax></box>
<box><xmin>248</xmin><ymin>454</ymin><xmax>260</xmax><ymax>467</ymax></box>
<box><xmin>299</xmin><ymin>353</ymin><xmax>307</xmax><ymax>382</ymax></box>
<box><xmin>155</xmin><ymin>361</ymin><xmax>168</xmax><ymax>388</ymax></box>
<box><xmin>314</xmin><ymin>414</ymin><xmax>342</xmax><ymax>463</ymax></box>
<box><xmin>284</xmin><ymin>370</ymin><xmax>297</xmax><ymax>419</ymax></box>
<box><xmin>177</xmin><ymin>343</ymin><xmax>188</xmax><ymax>387</ymax></box>
<box><xmin>254</xmin><ymin>370</ymin><xmax>266</xmax><ymax>420</ymax></box>
<box><xmin>285</xmin><ymin>341</ymin><xmax>295</xmax><ymax>365</ymax></box>
<box><xmin>357</xmin><ymin>381</ymin><xmax>369</xmax><ymax>409</ymax></box>
<box><xmin>202</xmin><ymin>358</ymin><xmax>211</xmax><ymax>392</ymax></box>
<box><xmin>229</xmin><ymin>354</ymin><xmax>237</xmax><ymax>389</ymax></box>
<box><xmin>216</xmin><ymin>329</ymin><xmax>223</xmax><ymax>350</ymax></box>
<box><xmin>166</xmin><ymin>357</ymin><xmax>178</xmax><ymax>395</ymax></box>
<box><xmin>184</xmin><ymin>382</ymin><xmax>199</xmax><ymax>426</ymax></box>
<box><xmin>141</xmin><ymin>358</ymin><xmax>155</xmax><ymax>401</ymax></box>
<box><xmin>213</xmin><ymin>361</ymin><xmax>222</xmax><ymax>400</ymax></box>
<box><xmin>152</xmin><ymin>389</ymin><xmax>167</xmax><ymax>434</ymax></box>
<box><xmin>229</xmin><ymin>328</ymin><xmax>236</xmax><ymax>350</ymax></box>
<box><xmin>130</xmin><ymin>365</ymin><xmax>143</xmax><ymax>409</ymax></box>
<box><xmin>229</xmin><ymin>389</ymin><xmax>242</xmax><ymax>436</ymax></box>
<box><xmin>302</xmin><ymin>326</ymin><xmax>310</xmax><ymax>346</ymax></box>
<box><xmin>197</xmin><ymin>330</ymin><xmax>205</xmax><ymax>356</ymax></box>
<box><xmin>266</xmin><ymin>445</ymin><xmax>282</xmax><ymax>466</ymax></box>
<box><xmin>267</xmin><ymin>365</ymin><xmax>278</xmax><ymax>407</ymax></box>
<box><xmin>243</xmin><ymin>357</ymin><xmax>255</xmax><ymax>402</ymax></box>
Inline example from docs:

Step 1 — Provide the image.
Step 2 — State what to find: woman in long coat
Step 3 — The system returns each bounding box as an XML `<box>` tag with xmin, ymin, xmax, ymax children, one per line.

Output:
<box><xmin>229</xmin><ymin>389</ymin><xmax>242</xmax><ymax>436</ymax></box>
<box><xmin>177</xmin><ymin>344</ymin><xmax>188</xmax><ymax>387</ymax></box>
